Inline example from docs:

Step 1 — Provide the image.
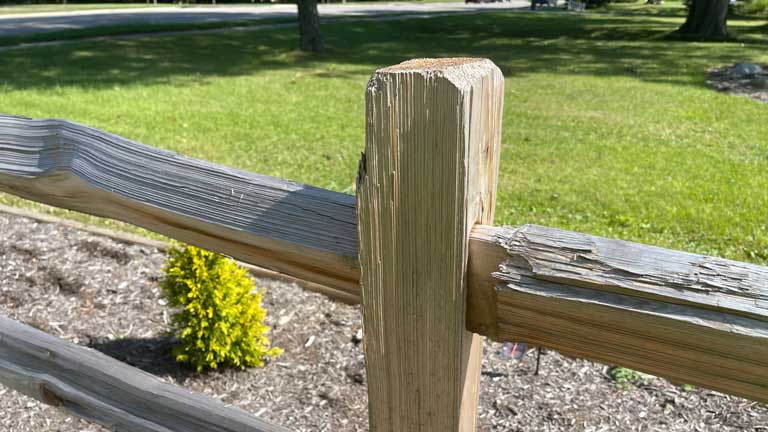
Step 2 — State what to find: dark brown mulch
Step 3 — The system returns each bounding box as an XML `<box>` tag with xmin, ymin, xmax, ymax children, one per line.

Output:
<box><xmin>0</xmin><ymin>211</ymin><xmax>766</xmax><ymax>432</ymax></box>
<box><xmin>707</xmin><ymin>64</ymin><xmax>768</xmax><ymax>104</ymax></box>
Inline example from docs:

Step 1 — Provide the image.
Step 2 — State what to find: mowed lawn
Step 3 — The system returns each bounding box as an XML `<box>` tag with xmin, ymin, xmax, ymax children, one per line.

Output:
<box><xmin>1</xmin><ymin>9</ymin><xmax>767</xmax><ymax>263</ymax></box>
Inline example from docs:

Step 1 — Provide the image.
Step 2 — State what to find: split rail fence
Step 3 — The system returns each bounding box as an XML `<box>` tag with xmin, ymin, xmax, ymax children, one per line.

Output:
<box><xmin>0</xmin><ymin>58</ymin><xmax>765</xmax><ymax>432</ymax></box>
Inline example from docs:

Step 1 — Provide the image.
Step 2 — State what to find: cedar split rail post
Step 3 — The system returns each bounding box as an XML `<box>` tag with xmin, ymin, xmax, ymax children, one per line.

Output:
<box><xmin>357</xmin><ymin>58</ymin><xmax>504</xmax><ymax>431</ymax></box>
<box><xmin>0</xmin><ymin>58</ymin><xmax>766</xmax><ymax>432</ymax></box>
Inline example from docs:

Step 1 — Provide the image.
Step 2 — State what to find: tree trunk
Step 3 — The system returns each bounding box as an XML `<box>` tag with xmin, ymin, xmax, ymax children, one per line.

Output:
<box><xmin>677</xmin><ymin>0</ymin><xmax>729</xmax><ymax>39</ymax></box>
<box><xmin>297</xmin><ymin>0</ymin><xmax>324</xmax><ymax>53</ymax></box>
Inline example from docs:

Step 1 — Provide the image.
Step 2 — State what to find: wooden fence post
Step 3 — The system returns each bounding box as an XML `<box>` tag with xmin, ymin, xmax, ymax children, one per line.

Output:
<box><xmin>356</xmin><ymin>58</ymin><xmax>504</xmax><ymax>431</ymax></box>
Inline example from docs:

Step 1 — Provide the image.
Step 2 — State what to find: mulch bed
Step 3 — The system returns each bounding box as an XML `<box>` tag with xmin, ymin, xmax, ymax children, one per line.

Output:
<box><xmin>707</xmin><ymin>64</ymin><xmax>768</xmax><ymax>104</ymax></box>
<box><xmin>0</xmin><ymin>211</ymin><xmax>766</xmax><ymax>431</ymax></box>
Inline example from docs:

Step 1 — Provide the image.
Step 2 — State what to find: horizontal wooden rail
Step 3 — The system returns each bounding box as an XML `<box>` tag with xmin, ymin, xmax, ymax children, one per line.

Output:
<box><xmin>0</xmin><ymin>315</ymin><xmax>288</xmax><ymax>432</ymax></box>
<box><xmin>467</xmin><ymin>224</ymin><xmax>768</xmax><ymax>403</ymax></box>
<box><xmin>1</xmin><ymin>115</ymin><xmax>767</xmax><ymax>404</ymax></box>
<box><xmin>0</xmin><ymin>115</ymin><xmax>359</xmax><ymax>297</ymax></box>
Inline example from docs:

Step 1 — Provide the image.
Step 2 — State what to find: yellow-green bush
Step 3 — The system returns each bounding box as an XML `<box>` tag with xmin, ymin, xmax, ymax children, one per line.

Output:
<box><xmin>161</xmin><ymin>244</ymin><xmax>282</xmax><ymax>372</ymax></box>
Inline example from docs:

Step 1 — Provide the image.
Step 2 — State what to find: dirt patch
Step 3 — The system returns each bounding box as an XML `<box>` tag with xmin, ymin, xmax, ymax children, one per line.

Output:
<box><xmin>707</xmin><ymin>63</ymin><xmax>768</xmax><ymax>104</ymax></box>
<box><xmin>77</xmin><ymin>239</ymin><xmax>133</xmax><ymax>265</ymax></box>
<box><xmin>0</xmin><ymin>211</ymin><xmax>766</xmax><ymax>431</ymax></box>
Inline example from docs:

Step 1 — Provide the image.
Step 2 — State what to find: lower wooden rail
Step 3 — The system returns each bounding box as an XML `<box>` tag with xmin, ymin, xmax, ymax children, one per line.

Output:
<box><xmin>0</xmin><ymin>316</ymin><xmax>288</xmax><ymax>432</ymax></box>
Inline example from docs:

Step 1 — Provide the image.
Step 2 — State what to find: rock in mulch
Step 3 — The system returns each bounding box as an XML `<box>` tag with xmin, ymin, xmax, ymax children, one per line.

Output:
<box><xmin>707</xmin><ymin>62</ymin><xmax>768</xmax><ymax>104</ymax></box>
<box><xmin>733</xmin><ymin>62</ymin><xmax>764</xmax><ymax>76</ymax></box>
<box><xmin>0</xmin><ymin>211</ymin><xmax>767</xmax><ymax>431</ymax></box>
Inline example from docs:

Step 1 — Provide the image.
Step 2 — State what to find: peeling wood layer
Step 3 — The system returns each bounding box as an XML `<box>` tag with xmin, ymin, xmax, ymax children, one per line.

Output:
<box><xmin>484</xmin><ymin>224</ymin><xmax>768</xmax><ymax>403</ymax></box>
<box><xmin>496</xmin><ymin>224</ymin><xmax>768</xmax><ymax>321</ymax></box>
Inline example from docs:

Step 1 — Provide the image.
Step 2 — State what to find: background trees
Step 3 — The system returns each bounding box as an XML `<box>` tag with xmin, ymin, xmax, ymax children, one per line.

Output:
<box><xmin>297</xmin><ymin>0</ymin><xmax>324</xmax><ymax>53</ymax></box>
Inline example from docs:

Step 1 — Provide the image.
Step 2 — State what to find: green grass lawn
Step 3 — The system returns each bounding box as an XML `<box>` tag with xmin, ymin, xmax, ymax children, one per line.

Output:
<box><xmin>1</xmin><ymin>8</ymin><xmax>767</xmax><ymax>263</ymax></box>
<box><xmin>601</xmin><ymin>1</ymin><xmax>690</xmax><ymax>17</ymax></box>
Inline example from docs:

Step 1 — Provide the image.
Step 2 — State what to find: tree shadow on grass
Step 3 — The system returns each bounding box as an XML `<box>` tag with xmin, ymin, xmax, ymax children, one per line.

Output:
<box><xmin>730</xmin><ymin>19</ymin><xmax>768</xmax><ymax>41</ymax></box>
<box><xmin>0</xmin><ymin>11</ymin><xmax>765</xmax><ymax>92</ymax></box>
<box><xmin>321</xmin><ymin>13</ymin><xmax>766</xmax><ymax>87</ymax></box>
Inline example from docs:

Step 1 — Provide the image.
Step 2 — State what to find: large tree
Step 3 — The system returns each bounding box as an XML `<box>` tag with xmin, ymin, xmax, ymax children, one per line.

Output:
<box><xmin>676</xmin><ymin>0</ymin><xmax>729</xmax><ymax>39</ymax></box>
<box><xmin>297</xmin><ymin>0</ymin><xmax>324</xmax><ymax>53</ymax></box>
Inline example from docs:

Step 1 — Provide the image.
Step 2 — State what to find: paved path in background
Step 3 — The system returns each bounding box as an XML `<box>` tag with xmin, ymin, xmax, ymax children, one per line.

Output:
<box><xmin>0</xmin><ymin>2</ymin><xmax>528</xmax><ymax>37</ymax></box>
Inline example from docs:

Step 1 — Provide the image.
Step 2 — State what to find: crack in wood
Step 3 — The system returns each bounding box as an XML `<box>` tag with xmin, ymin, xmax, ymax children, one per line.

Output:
<box><xmin>493</xmin><ymin>224</ymin><xmax>768</xmax><ymax>320</ymax></box>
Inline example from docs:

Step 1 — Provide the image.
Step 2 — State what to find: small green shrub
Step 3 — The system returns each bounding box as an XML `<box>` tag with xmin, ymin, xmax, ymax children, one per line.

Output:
<box><xmin>609</xmin><ymin>366</ymin><xmax>646</xmax><ymax>389</ymax></box>
<box><xmin>161</xmin><ymin>244</ymin><xmax>282</xmax><ymax>372</ymax></box>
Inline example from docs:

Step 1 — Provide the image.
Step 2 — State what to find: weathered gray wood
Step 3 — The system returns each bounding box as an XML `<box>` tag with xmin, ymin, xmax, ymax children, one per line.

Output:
<box><xmin>357</xmin><ymin>58</ymin><xmax>504</xmax><ymax>432</ymax></box>
<box><xmin>0</xmin><ymin>114</ymin><xmax>359</xmax><ymax>296</ymax></box>
<box><xmin>468</xmin><ymin>224</ymin><xmax>768</xmax><ymax>403</ymax></box>
<box><xmin>494</xmin><ymin>224</ymin><xmax>768</xmax><ymax>320</ymax></box>
<box><xmin>0</xmin><ymin>315</ymin><xmax>289</xmax><ymax>432</ymax></box>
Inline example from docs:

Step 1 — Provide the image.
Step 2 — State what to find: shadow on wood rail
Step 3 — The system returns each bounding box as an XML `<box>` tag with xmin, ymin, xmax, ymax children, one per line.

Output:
<box><xmin>0</xmin><ymin>114</ymin><xmax>766</xmax><ymax>405</ymax></box>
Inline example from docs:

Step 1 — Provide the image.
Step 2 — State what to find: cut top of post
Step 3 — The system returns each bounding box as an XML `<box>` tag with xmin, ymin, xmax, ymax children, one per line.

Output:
<box><xmin>370</xmin><ymin>58</ymin><xmax>502</xmax><ymax>91</ymax></box>
<box><xmin>378</xmin><ymin>57</ymin><xmax>485</xmax><ymax>72</ymax></box>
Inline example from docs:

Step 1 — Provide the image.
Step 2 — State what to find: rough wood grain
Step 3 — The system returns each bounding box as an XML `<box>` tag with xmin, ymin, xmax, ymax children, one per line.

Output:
<box><xmin>356</xmin><ymin>58</ymin><xmax>504</xmax><ymax>432</ymax></box>
<box><xmin>494</xmin><ymin>224</ymin><xmax>768</xmax><ymax>320</ymax></box>
<box><xmin>0</xmin><ymin>315</ymin><xmax>289</xmax><ymax>432</ymax></box>
<box><xmin>0</xmin><ymin>114</ymin><xmax>358</xmax><ymax>296</ymax></box>
<box><xmin>467</xmin><ymin>224</ymin><xmax>768</xmax><ymax>403</ymax></box>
